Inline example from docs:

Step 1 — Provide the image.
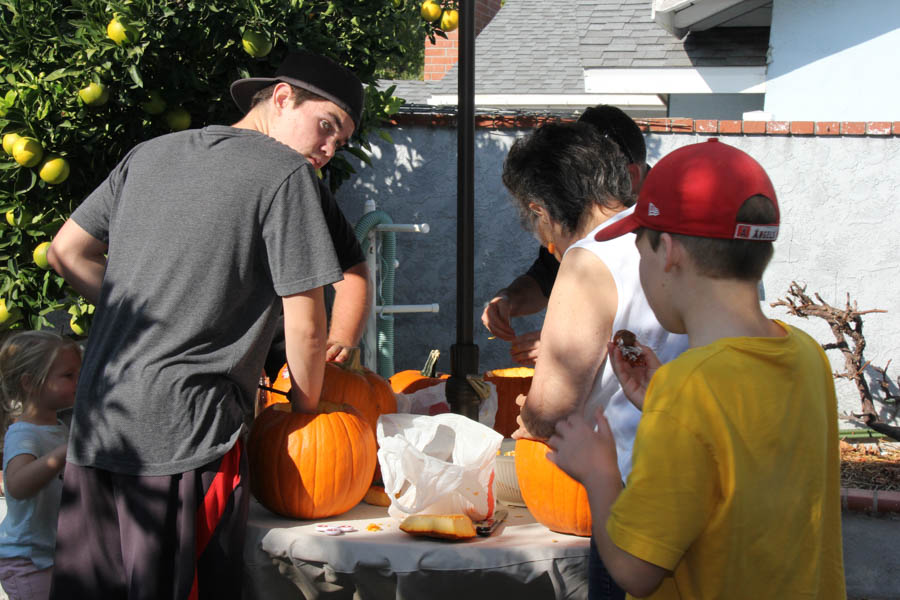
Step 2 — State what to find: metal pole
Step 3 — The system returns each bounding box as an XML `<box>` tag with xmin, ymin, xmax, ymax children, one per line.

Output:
<box><xmin>447</xmin><ymin>0</ymin><xmax>481</xmax><ymax>419</ymax></box>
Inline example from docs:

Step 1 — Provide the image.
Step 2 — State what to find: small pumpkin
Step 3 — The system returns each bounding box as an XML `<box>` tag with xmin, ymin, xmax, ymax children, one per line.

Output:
<box><xmin>483</xmin><ymin>367</ymin><xmax>534</xmax><ymax>437</ymax></box>
<box><xmin>514</xmin><ymin>438</ymin><xmax>592</xmax><ymax>536</ymax></box>
<box><xmin>266</xmin><ymin>348</ymin><xmax>397</xmax><ymax>434</ymax></box>
<box><xmin>389</xmin><ymin>349</ymin><xmax>449</xmax><ymax>394</ymax></box>
<box><xmin>248</xmin><ymin>403</ymin><xmax>377</xmax><ymax>519</ymax></box>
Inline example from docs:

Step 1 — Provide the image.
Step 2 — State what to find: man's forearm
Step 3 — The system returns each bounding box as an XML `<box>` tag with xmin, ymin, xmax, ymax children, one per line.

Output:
<box><xmin>500</xmin><ymin>274</ymin><xmax>549</xmax><ymax>318</ymax></box>
<box><xmin>283</xmin><ymin>289</ymin><xmax>328</xmax><ymax>412</ymax></box>
<box><xmin>328</xmin><ymin>262</ymin><xmax>370</xmax><ymax>346</ymax></box>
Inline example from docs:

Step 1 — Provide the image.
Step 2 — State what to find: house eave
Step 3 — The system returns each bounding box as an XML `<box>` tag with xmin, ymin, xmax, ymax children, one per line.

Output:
<box><xmin>585</xmin><ymin>67</ymin><xmax>766</xmax><ymax>95</ymax></box>
<box><xmin>653</xmin><ymin>0</ymin><xmax>773</xmax><ymax>38</ymax></box>
<box><xmin>425</xmin><ymin>94</ymin><xmax>668</xmax><ymax>114</ymax></box>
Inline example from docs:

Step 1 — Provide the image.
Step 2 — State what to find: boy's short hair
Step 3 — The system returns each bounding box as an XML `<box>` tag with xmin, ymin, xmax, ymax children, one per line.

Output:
<box><xmin>596</xmin><ymin>139</ymin><xmax>779</xmax><ymax>280</ymax></box>
<box><xmin>247</xmin><ymin>83</ymin><xmax>323</xmax><ymax>111</ymax></box>
<box><xmin>636</xmin><ymin>194</ymin><xmax>777</xmax><ymax>280</ymax></box>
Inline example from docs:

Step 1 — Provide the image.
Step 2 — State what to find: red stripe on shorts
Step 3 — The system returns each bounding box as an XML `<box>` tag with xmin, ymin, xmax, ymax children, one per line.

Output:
<box><xmin>189</xmin><ymin>441</ymin><xmax>242</xmax><ymax>600</ymax></box>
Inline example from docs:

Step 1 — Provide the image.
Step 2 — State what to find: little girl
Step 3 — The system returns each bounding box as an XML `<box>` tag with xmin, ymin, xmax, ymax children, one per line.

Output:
<box><xmin>0</xmin><ymin>331</ymin><xmax>81</xmax><ymax>600</ymax></box>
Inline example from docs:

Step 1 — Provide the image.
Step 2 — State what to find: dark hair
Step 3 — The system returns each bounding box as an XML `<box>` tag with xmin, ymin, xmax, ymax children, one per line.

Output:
<box><xmin>249</xmin><ymin>83</ymin><xmax>324</xmax><ymax>111</ymax></box>
<box><xmin>502</xmin><ymin>121</ymin><xmax>633</xmax><ymax>236</ymax></box>
<box><xmin>578</xmin><ymin>105</ymin><xmax>647</xmax><ymax>167</ymax></box>
<box><xmin>637</xmin><ymin>195</ymin><xmax>777</xmax><ymax>281</ymax></box>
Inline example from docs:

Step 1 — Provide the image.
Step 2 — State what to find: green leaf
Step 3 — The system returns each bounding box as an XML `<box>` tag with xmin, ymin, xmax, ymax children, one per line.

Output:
<box><xmin>127</xmin><ymin>65</ymin><xmax>144</xmax><ymax>88</ymax></box>
<box><xmin>43</xmin><ymin>68</ymin><xmax>70</xmax><ymax>82</ymax></box>
<box><xmin>344</xmin><ymin>145</ymin><xmax>371</xmax><ymax>166</ymax></box>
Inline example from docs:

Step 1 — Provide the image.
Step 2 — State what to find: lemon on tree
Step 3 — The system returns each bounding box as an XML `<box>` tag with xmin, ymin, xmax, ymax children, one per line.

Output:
<box><xmin>5</xmin><ymin>208</ymin><xmax>32</xmax><ymax>227</ymax></box>
<box><xmin>440</xmin><ymin>8</ymin><xmax>459</xmax><ymax>31</ymax></box>
<box><xmin>141</xmin><ymin>90</ymin><xmax>166</xmax><ymax>115</ymax></box>
<box><xmin>107</xmin><ymin>16</ymin><xmax>138</xmax><ymax>45</ymax></box>
<box><xmin>3</xmin><ymin>132</ymin><xmax>22</xmax><ymax>156</ymax></box>
<box><xmin>68</xmin><ymin>303</ymin><xmax>93</xmax><ymax>336</ymax></box>
<box><xmin>69</xmin><ymin>315</ymin><xmax>86</xmax><ymax>336</ymax></box>
<box><xmin>165</xmin><ymin>107</ymin><xmax>191</xmax><ymax>131</ymax></box>
<box><xmin>12</xmin><ymin>137</ymin><xmax>43</xmax><ymax>167</ymax></box>
<box><xmin>0</xmin><ymin>299</ymin><xmax>21</xmax><ymax>328</ymax></box>
<box><xmin>420</xmin><ymin>0</ymin><xmax>442</xmax><ymax>22</ymax></box>
<box><xmin>242</xmin><ymin>30</ymin><xmax>272</xmax><ymax>58</ymax></box>
<box><xmin>39</xmin><ymin>156</ymin><xmax>70</xmax><ymax>185</ymax></box>
<box><xmin>78</xmin><ymin>82</ymin><xmax>109</xmax><ymax>107</ymax></box>
<box><xmin>33</xmin><ymin>242</ymin><xmax>52</xmax><ymax>270</ymax></box>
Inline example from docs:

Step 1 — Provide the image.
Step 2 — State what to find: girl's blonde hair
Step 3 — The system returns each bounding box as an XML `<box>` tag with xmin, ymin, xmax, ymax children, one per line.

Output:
<box><xmin>0</xmin><ymin>331</ymin><xmax>81</xmax><ymax>428</ymax></box>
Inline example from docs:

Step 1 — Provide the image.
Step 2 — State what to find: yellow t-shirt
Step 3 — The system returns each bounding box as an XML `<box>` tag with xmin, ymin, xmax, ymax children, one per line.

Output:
<box><xmin>607</xmin><ymin>321</ymin><xmax>845</xmax><ymax>599</ymax></box>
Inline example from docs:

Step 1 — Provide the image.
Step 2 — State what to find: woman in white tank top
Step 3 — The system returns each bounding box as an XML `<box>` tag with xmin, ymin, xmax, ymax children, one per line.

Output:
<box><xmin>501</xmin><ymin>121</ymin><xmax>687</xmax><ymax>481</ymax></box>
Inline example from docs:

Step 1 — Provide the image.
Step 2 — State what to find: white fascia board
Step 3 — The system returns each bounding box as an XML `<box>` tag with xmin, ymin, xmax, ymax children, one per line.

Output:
<box><xmin>585</xmin><ymin>67</ymin><xmax>766</xmax><ymax>95</ymax></box>
<box><xmin>653</xmin><ymin>0</ymin><xmax>771</xmax><ymax>36</ymax></box>
<box><xmin>426</xmin><ymin>94</ymin><xmax>667</xmax><ymax>109</ymax></box>
<box><xmin>668</xmin><ymin>0</ymin><xmax>747</xmax><ymax>29</ymax></box>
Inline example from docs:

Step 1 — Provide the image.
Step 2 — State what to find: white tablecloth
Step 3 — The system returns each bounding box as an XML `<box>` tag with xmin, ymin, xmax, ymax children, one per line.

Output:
<box><xmin>243</xmin><ymin>499</ymin><xmax>590</xmax><ymax>600</ymax></box>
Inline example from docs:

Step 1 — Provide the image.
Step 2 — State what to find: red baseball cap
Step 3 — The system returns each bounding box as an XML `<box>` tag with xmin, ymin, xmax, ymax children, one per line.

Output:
<box><xmin>595</xmin><ymin>138</ymin><xmax>779</xmax><ymax>242</ymax></box>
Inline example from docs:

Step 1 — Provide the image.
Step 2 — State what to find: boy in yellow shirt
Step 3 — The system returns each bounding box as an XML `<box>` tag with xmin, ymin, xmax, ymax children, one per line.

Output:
<box><xmin>548</xmin><ymin>139</ymin><xmax>845</xmax><ymax>599</ymax></box>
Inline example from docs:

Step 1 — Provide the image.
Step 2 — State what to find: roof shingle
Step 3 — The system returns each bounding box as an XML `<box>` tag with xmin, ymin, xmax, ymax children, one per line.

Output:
<box><xmin>381</xmin><ymin>0</ymin><xmax>769</xmax><ymax>102</ymax></box>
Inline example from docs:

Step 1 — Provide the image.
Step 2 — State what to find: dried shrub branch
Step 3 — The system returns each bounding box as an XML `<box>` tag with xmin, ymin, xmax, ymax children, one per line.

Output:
<box><xmin>771</xmin><ymin>281</ymin><xmax>900</xmax><ymax>442</ymax></box>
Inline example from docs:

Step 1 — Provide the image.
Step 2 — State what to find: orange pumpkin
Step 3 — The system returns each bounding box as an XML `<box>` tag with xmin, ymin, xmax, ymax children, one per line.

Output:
<box><xmin>266</xmin><ymin>348</ymin><xmax>397</xmax><ymax>434</ymax></box>
<box><xmin>483</xmin><ymin>367</ymin><xmax>533</xmax><ymax>437</ymax></box>
<box><xmin>514</xmin><ymin>438</ymin><xmax>592</xmax><ymax>536</ymax></box>
<box><xmin>248</xmin><ymin>403</ymin><xmax>377</xmax><ymax>519</ymax></box>
<box><xmin>389</xmin><ymin>349</ymin><xmax>449</xmax><ymax>394</ymax></box>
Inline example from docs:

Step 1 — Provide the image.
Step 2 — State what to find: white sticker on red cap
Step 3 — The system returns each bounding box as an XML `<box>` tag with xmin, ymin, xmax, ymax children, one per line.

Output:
<box><xmin>647</xmin><ymin>202</ymin><xmax>660</xmax><ymax>217</ymax></box>
<box><xmin>734</xmin><ymin>224</ymin><xmax>778</xmax><ymax>241</ymax></box>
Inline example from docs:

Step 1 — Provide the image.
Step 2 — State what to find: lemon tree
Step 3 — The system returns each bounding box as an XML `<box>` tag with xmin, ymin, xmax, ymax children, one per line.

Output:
<box><xmin>418</xmin><ymin>0</ymin><xmax>460</xmax><ymax>44</ymax></box>
<box><xmin>1</xmin><ymin>0</ymin><xmax>421</xmax><ymax>332</ymax></box>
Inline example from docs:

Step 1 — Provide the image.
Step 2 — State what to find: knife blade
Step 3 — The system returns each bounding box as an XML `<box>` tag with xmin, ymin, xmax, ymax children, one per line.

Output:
<box><xmin>475</xmin><ymin>508</ymin><xmax>508</xmax><ymax>537</ymax></box>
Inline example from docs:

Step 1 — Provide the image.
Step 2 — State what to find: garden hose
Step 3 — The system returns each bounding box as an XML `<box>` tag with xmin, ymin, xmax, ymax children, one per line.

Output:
<box><xmin>355</xmin><ymin>210</ymin><xmax>396</xmax><ymax>378</ymax></box>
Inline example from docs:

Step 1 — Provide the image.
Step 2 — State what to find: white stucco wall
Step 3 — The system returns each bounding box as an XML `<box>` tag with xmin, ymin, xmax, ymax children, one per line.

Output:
<box><xmin>765</xmin><ymin>0</ymin><xmax>900</xmax><ymax>120</ymax></box>
<box><xmin>338</xmin><ymin>125</ymin><xmax>899</xmax><ymax>429</ymax></box>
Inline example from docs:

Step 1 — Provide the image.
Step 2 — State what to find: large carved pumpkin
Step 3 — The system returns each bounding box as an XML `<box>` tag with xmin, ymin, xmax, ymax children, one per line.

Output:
<box><xmin>248</xmin><ymin>403</ymin><xmax>376</xmax><ymax>519</ymax></box>
<box><xmin>515</xmin><ymin>438</ymin><xmax>592</xmax><ymax>536</ymax></box>
<box><xmin>389</xmin><ymin>349</ymin><xmax>449</xmax><ymax>394</ymax></box>
<box><xmin>483</xmin><ymin>367</ymin><xmax>533</xmax><ymax>437</ymax></box>
<box><xmin>266</xmin><ymin>348</ymin><xmax>397</xmax><ymax>434</ymax></box>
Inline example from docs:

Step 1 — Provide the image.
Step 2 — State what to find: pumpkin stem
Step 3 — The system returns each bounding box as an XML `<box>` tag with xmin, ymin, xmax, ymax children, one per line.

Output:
<box><xmin>420</xmin><ymin>349</ymin><xmax>441</xmax><ymax>377</ymax></box>
<box><xmin>465</xmin><ymin>374</ymin><xmax>492</xmax><ymax>400</ymax></box>
<box><xmin>336</xmin><ymin>347</ymin><xmax>366</xmax><ymax>373</ymax></box>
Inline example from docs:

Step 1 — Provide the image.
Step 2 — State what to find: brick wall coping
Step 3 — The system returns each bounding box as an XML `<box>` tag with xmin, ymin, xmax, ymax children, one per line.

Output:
<box><xmin>389</xmin><ymin>113</ymin><xmax>899</xmax><ymax>136</ymax></box>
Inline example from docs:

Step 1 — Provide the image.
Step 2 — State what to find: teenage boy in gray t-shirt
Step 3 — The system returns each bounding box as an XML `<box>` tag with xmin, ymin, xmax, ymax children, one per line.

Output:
<box><xmin>46</xmin><ymin>50</ymin><xmax>364</xmax><ymax>600</ymax></box>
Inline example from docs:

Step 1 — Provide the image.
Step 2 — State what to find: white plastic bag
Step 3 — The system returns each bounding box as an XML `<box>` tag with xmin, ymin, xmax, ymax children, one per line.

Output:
<box><xmin>377</xmin><ymin>413</ymin><xmax>503</xmax><ymax>521</ymax></box>
<box><xmin>393</xmin><ymin>380</ymin><xmax>499</xmax><ymax>429</ymax></box>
